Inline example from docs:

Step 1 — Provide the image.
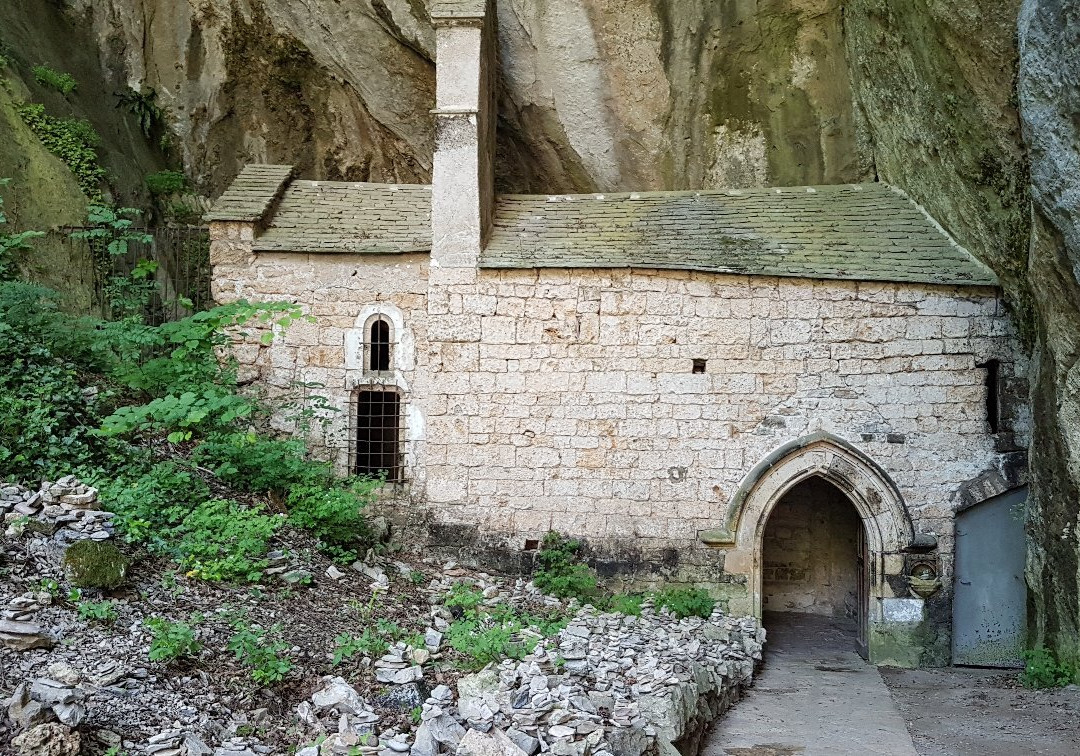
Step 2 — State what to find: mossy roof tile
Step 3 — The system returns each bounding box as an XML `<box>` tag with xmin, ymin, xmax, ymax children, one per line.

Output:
<box><xmin>480</xmin><ymin>183</ymin><xmax>997</xmax><ymax>286</ymax></box>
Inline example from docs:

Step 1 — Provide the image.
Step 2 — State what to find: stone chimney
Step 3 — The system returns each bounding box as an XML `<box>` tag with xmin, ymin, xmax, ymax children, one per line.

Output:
<box><xmin>429</xmin><ymin>0</ymin><xmax>496</xmax><ymax>285</ymax></box>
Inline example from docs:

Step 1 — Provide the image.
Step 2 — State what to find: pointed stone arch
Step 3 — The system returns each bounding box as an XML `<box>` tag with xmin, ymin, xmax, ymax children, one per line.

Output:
<box><xmin>700</xmin><ymin>433</ymin><xmax>919</xmax><ymax>654</ymax></box>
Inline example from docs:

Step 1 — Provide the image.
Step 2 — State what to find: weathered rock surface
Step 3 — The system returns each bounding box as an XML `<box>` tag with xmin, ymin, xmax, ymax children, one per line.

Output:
<box><xmin>1017</xmin><ymin>0</ymin><xmax>1080</xmax><ymax>663</ymax></box>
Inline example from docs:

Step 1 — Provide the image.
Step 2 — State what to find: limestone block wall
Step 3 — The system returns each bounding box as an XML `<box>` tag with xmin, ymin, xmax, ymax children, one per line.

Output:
<box><xmin>210</xmin><ymin>235</ymin><xmax>1028</xmax><ymax>613</ymax></box>
<box><xmin>210</xmin><ymin>236</ymin><xmax>431</xmax><ymax>482</ymax></box>
<box><xmin>421</xmin><ymin>267</ymin><xmax>1028</xmax><ymax>588</ymax></box>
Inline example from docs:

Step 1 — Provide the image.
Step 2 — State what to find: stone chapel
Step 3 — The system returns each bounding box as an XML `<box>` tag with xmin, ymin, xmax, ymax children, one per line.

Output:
<box><xmin>207</xmin><ymin>0</ymin><xmax>1030</xmax><ymax>666</ymax></box>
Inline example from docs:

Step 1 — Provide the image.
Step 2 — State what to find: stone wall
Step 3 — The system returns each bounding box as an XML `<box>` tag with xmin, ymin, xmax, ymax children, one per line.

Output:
<box><xmin>762</xmin><ymin>478</ymin><xmax>861</xmax><ymax>617</ymax></box>
<box><xmin>213</xmin><ymin>243</ymin><xmax>1026</xmax><ymax>583</ymax></box>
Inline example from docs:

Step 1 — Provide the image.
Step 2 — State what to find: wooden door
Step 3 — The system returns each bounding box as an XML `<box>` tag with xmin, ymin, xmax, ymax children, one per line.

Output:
<box><xmin>856</xmin><ymin>526</ymin><xmax>869</xmax><ymax>658</ymax></box>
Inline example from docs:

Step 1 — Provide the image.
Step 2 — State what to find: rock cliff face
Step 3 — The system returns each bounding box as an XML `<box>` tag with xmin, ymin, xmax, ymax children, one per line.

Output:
<box><xmin>3</xmin><ymin>0</ymin><xmax>1078</xmax><ymax>662</ymax></box>
<box><xmin>1017</xmin><ymin>0</ymin><xmax>1080</xmax><ymax>664</ymax></box>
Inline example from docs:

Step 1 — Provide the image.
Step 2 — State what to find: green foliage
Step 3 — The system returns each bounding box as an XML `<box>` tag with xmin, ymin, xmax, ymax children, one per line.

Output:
<box><xmin>0</xmin><ymin>282</ymin><xmax>118</xmax><ymax>480</ymax></box>
<box><xmin>653</xmin><ymin>587</ymin><xmax>715</xmax><ymax>619</ymax></box>
<box><xmin>607</xmin><ymin>593</ymin><xmax>644</xmax><ymax>616</ymax></box>
<box><xmin>17</xmin><ymin>104</ymin><xmax>104</xmax><ymax>198</ymax></box>
<box><xmin>532</xmin><ymin>531</ymin><xmax>598</xmax><ymax>601</ymax></box>
<box><xmin>76</xmin><ymin>598</ymin><xmax>117</xmax><ymax>623</ymax></box>
<box><xmin>115</xmin><ymin>87</ymin><xmax>166</xmax><ymax>139</ymax></box>
<box><xmin>286</xmin><ymin>480</ymin><xmax>375</xmax><ymax>559</ymax></box>
<box><xmin>145</xmin><ymin>616</ymin><xmax>202</xmax><ymax>662</ymax></box>
<box><xmin>410</xmin><ymin>706</ymin><xmax>423</xmax><ymax>725</ymax></box>
<box><xmin>38</xmin><ymin>578</ymin><xmax>61</xmax><ymax>598</ymax></box>
<box><xmin>444</xmin><ymin>581</ymin><xmax>484</xmax><ymax>611</ymax></box>
<box><xmin>409</xmin><ymin>570</ymin><xmax>426</xmax><ymax>585</ymax></box>
<box><xmin>32</xmin><ymin>65</ymin><xmax>78</xmax><ymax>94</ymax></box>
<box><xmin>0</xmin><ymin>179</ymin><xmax>45</xmax><ymax>280</ymax></box>
<box><xmin>227</xmin><ymin>622</ymin><xmax>293</xmax><ymax>685</ymax></box>
<box><xmin>332</xmin><ymin>629</ymin><xmax>390</xmax><ymax>666</ymax></box>
<box><xmin>193</xmin><ymin>435</ymin><xmax>317</xmax><ymax>494</ymax></box>
<box><xmin>146</xmin><ymin>170</ymin><xmax>187</xmax><ymax>196</ymax></box>
<box><xmin>63</xmin><ymin>540</ymin><xmax>129</xmax><ymax>589</ymax></box>
<box><xmin>172</xmin><ymin>498</ymin><xmax>282</xmax><ymax>581</ymax></box>
<box><xmin>1021</xmin><ymin>647</ymin><xmax>1078</xmax><ymax>688</ymax></box>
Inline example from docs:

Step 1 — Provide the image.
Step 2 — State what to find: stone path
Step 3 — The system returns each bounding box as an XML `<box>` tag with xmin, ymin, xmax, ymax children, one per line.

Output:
<box><xmin>703</xmin><ymin>613</ymin><xmax>919</xmax><ymax>756</ymax></box>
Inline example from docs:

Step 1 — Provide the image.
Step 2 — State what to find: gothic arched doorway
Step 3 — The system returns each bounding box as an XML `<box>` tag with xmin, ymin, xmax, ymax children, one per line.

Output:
<box><xmin>761</xmin><ymin>476</ymin><xmax>869</xmax><ymax>654</ymax></box>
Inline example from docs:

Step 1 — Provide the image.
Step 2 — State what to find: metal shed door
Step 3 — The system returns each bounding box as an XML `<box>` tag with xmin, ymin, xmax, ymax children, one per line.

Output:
<box><xmin>952</xmin><ymin>487</ymin><xmax>1028</xmax><ymax>667</ymax></box>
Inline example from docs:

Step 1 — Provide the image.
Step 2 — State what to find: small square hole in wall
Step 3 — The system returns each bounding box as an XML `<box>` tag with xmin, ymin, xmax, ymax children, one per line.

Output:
<box><xmin>523</xmin><ymin>539</ymin><xmax>540</xmax><ymax>551</ymax></box>
<box><xmin>692</xmin><ymin>358</ymin><xmax>707</xmax><ymax>374</ymax></box>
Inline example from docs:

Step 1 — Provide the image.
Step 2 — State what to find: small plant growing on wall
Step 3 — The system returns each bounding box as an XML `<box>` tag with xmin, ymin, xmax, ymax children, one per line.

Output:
<box><xmin>32</xmin><ymin>65</ymin><xmax>78</xmax><ymax>94</ymax></box>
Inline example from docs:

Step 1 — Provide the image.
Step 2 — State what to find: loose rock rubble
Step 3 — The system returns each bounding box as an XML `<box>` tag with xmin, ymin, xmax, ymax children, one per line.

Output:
<box><xmin>293</xmin><ymin>602</ymin><xmax>763</xmax><ymax>756</ymax></box>
<box><xmin>2</xmin><ymin>475</ymin><xmax>764</xmax><ymax>756</ymax></box>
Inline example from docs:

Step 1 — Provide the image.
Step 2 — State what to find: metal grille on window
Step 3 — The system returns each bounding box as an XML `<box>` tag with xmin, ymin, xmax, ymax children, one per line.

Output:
<box><xmin>366</xmin><ymin>314</ymin><xmax>392</xmax><ymax>373</ymax></box>
<box><xmin>351</xmin><ymin>384</ymin><xmax>403</xmax><ymax>482</ymax></box>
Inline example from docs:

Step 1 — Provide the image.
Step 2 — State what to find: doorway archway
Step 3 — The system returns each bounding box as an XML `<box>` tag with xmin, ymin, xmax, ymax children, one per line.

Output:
<box><xmin>700</xmin><ymin>432</ymin><xmax>916</xmax><ymax>663</ymax></box>
<box><xmin>762</xmin><ymin>476</ymin><xmax>868</xmax><ymax>652</ymax></box>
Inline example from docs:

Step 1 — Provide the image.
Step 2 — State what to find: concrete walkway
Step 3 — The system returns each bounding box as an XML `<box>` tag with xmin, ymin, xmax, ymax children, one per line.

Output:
<box><xmin>704</xmin><ymin>613</ymin><xmax>919</xmax><ymax>756</ymax></box>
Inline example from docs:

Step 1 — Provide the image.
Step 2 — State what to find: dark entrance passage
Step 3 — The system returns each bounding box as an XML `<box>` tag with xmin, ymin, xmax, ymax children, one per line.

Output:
<box><xmin>762</xmin><ymin>477</ymin><xmax>866</xmax><ymax>653</ymax></box>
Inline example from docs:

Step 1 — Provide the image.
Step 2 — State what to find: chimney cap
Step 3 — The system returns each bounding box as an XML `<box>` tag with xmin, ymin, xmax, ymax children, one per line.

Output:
<box><xmin>430</xmin><ymin>0</ymin><xmax>488</xmax><ymax>21</ymax></box>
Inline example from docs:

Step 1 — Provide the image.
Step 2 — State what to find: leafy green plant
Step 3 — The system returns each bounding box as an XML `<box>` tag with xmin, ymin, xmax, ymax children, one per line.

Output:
<box><xmin>17</xmin><ymin>104</ymin><xmax>104</xmax><ymax>198</ymax></box>
<box><xmin>32</xmin><ymin>65</ymin><xmax>77</xmax><ymax>94</ymax></box>
<box><xmin>532</xmin><ymin>531</ymin><xmax>598</xmax><ymax>601</ymax></box>
<box><xmin>607</xmin><ymin>593</ymin><xmax>644</xmax><ymax>616</ymax></box>
<box><xmin>38</xmin><ymin>578</ymin><xmax>61</xmax><ymax>598</ymax></box>
<box><xmin>173</xmin><ymin>498</ymin><xmax>282</xmax><ymax>581</ymax></box>
<box><xmin>1021</xmin><ymin>647</ymin><xmax>1077</xmax><ymax>688</ymax></box>
<box><xmin>653</xmin><ymin>587</ymin><xmax>715</xmax><ymax>619</ymax></box>
<box><xmin>286</xmin><ymin>480</ymin><xmax>375</xmax><ymax>560</ymax></box>
<box><xmin>409</xmin><ymin>570</ymin><xmax>426</xmax><ymax>585</ymax></box>
<box><xmin>146</xmin><ymin>170</ymin><xmax>187</xmax><ymax>195</ymax></box>
<box><xmin>76</xmin><ymin>599</ymin><xmax>117</xmax><ymax>623</ymax></box>
<box><xmin>444</xmin><ymin>581</ymin><xmax>484</xmax><ymax>611</ymax></box>
<box><xmin>228</xmin><ymin>622</ymin><xmax>293</xmax><ymax>685</ymax></box>
<box><xmin>410</xmin><ymin>706</ymin><xmax>422</xmax><ymax>725</ymax></box>
<box><xmin>115</xmin><ymin>87</ymin><xmax>166</xmax><ymax>139</ymax></box>
<box><xmin>145</xmin><ymin>616</ymin><xmax>202</xmax><ymax>662</ymax></box>
<box><xmin>332</xmin><ymin>630</ymin><xmax>390</xmax><ymax>666</ymax></box>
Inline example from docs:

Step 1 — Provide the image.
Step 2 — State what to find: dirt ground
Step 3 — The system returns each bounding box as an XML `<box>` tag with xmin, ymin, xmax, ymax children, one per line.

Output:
<box><xmin>880</xmin><ymin>666</ymin><xmax>1080</xmax><ymax>756</ymax></box>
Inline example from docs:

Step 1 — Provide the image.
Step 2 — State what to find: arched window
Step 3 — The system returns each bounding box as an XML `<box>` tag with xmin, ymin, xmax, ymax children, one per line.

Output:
<box><xmin>365</xmin><ymin>314</ymin><xmax>393</xmax><ymax>373</ymax></box>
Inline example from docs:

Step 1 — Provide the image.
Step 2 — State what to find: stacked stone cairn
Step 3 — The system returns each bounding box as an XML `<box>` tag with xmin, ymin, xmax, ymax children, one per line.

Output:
<box><xmin>1</xmin><ymin>477</ymin><xmax>115</xmax><ymax>654</ymax></box>
<box><xmin>297</xmin><ymin>601</ymin><xmax>763</xmax><ymax>756</ymax></box>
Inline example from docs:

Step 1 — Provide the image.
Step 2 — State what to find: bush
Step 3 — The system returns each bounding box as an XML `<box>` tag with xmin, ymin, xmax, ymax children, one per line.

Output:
<box><xmin>607</xmin><ymin>593</ymin><xmax>643</xmax><ymax>616</ymax></box>
<box><xmin>145</xmin><ymin>170</ymin><xmax>187</xmax><ymax>196</ymax></box>
<box><xmin>173</xmin><ymin>498</ymin><xmax>282</xmax><ymax>582</ymax></box>
<box><xmin>1021</xmin><ymin>647</ymin><xmax>1078</xmax><ymax>688</ymax></box>
<box><xmin>228</xmin><ymin>622</ymin><xmax>293</xmax><ymax>685</ymax></box>
<box><xmin>63</xmin><ymin>540</ymin><xmax>129</xmax><ymax>590</ymax></box>
<box><xmin>532</xmin><ymin>531</ymin><xmax>598</xmax><ymax>601</ymax></box>
<box><xmin>193</xmin><ymin>435</ymin><xmax>317</xmax><ymax>494</ymax></box>
<box><xmin>146</xmin><ymin>616</ymin><xmax>202</xmax><ymax>662</ymax></box>
<box><xmin>444</xmin><ymin>581</ymin><xmax>484</xmax><ymax>612</ymax></box>
<box><xmin>0</xmin><ymin>282</ymin><xmax>115</xmax><ymax>480</ymax></box>
<box><xmin>654</xmin><ymin>587</ymin><xmax>715</xmax><ymax>619</ymax></box>
<box><xmin>94</xmin><ymin>461</ymin><xmax>211</xmax><ymax>546</ymax></box>
<box><xmin>287</xmin><ymin>480</ymin><xmax>375</xmax><ymax>558</ymax></box>
<box><xmin>32</xmin><ymin>65</ymin><xmax>77</xmax><ymax>94</ymax></box>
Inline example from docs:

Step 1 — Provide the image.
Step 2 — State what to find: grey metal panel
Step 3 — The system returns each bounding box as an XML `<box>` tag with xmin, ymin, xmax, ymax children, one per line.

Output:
<box><xmin>952</xmin><ymin>487</ymin><xmax>1028</xmax><ymax>667</ymax></box>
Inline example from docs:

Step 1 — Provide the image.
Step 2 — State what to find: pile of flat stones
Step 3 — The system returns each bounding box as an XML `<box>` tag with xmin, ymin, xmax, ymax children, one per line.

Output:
<box><xmin>1</xmin><ymin>476</ymin><xmax>115</xmax><ymax>544</ymax></box>
<box><xmin>294</xmin><ymin>598</ymin><xmax>763</xmax><ymax>756</ymax></box>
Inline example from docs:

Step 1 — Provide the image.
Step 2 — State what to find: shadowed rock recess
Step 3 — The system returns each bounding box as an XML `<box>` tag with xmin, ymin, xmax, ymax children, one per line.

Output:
<box><xmin>2</xmin><ymin>0</ymin><xmax>1078</xmax><ymax>663</ymax></box>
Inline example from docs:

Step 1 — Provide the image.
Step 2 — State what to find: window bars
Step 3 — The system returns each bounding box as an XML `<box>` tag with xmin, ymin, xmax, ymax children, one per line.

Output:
<box><xmin>349</xmin><ymin>382</ymin><xmax>405</xmax><ymax>483</ymax></box>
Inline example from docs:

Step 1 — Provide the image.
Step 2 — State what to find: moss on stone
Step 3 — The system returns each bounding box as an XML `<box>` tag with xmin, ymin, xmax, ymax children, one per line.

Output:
<box><xmin>63</xmin><ymin>540</ymin><xmax>129</xmax><ymax>590</ymax></box>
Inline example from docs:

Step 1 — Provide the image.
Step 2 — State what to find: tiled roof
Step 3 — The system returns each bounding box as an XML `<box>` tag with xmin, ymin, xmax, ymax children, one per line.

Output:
<box><xmin>430</xmin><ymin>0</ymin><xmax>488</xmax><ymax>19</ymax></box>
<box><xmin>204</xmin><ymin>164</ymin><xmax>294</xmax><ymax>223</ymax></box>
<box><xmin>251</xmin><ymin>180</ymin><xmax>431</xmax><ymax>254</ymax></box>
<box><xmin>480</xmin><ymin>184</ymin><xmax>998</xmax><ymax>287</ymax></box>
